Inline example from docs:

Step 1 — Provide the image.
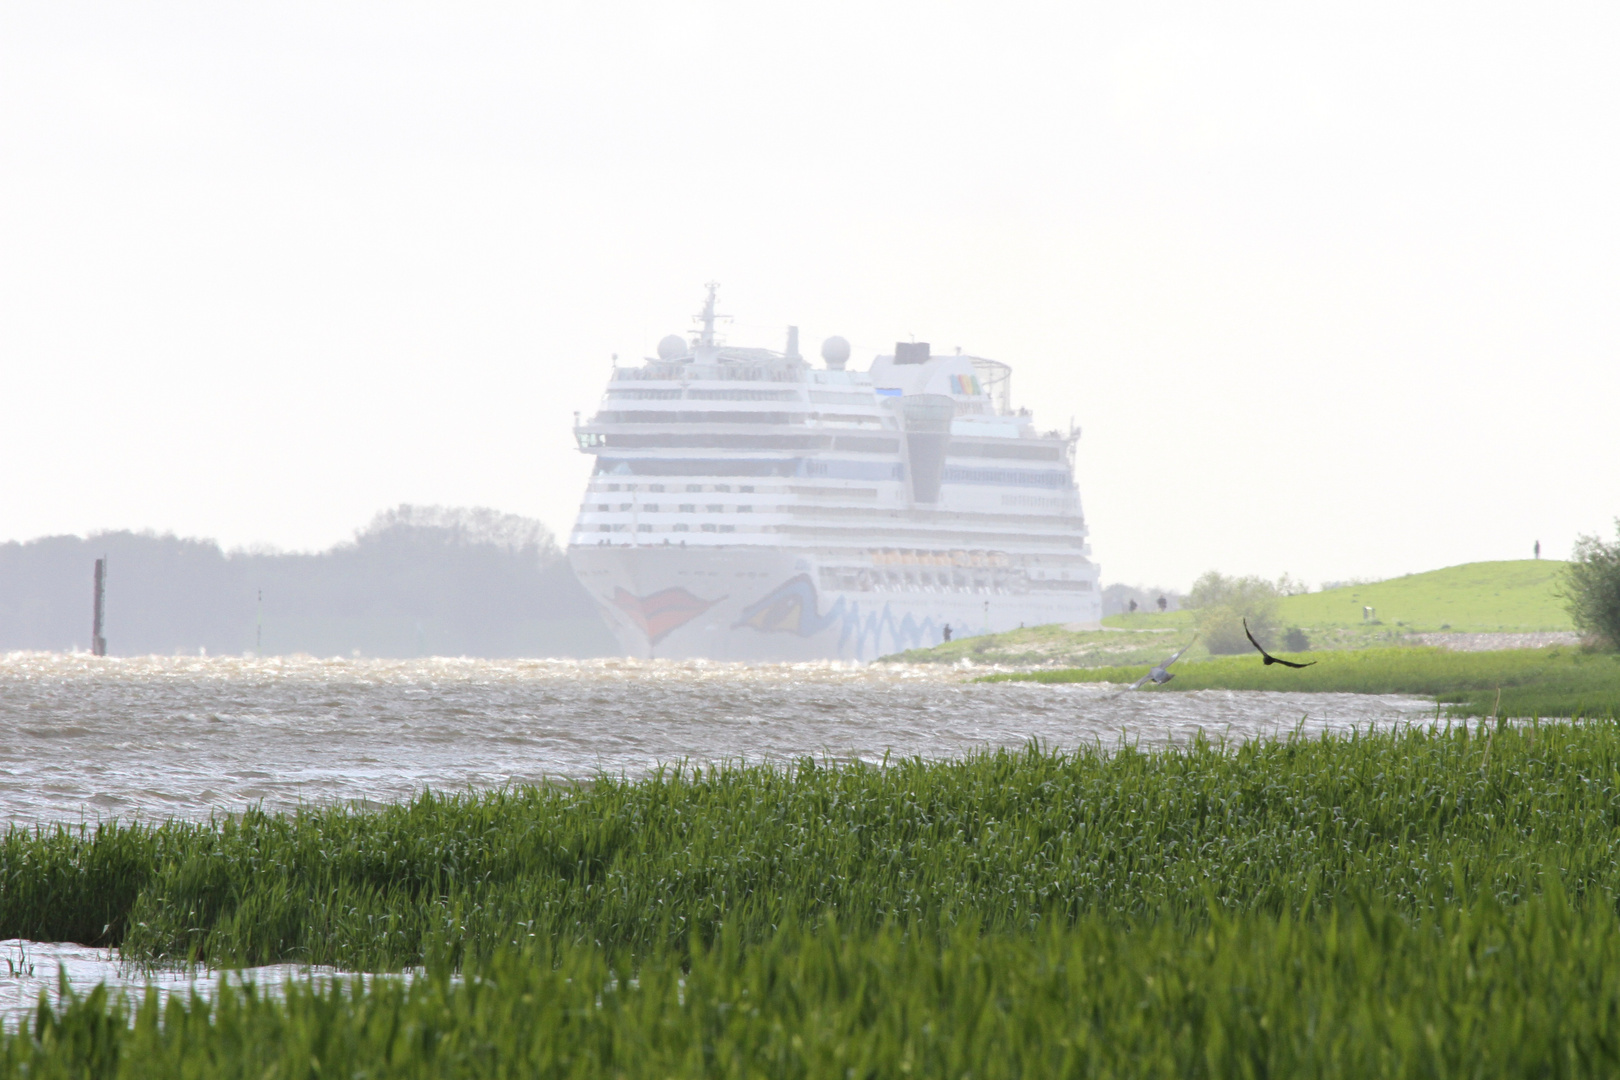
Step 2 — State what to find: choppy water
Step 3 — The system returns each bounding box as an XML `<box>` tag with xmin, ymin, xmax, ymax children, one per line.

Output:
<box><xmin>1</xmin><ymin>652</ymin><xmax>1440</xmax><ymax>826</ymax></box>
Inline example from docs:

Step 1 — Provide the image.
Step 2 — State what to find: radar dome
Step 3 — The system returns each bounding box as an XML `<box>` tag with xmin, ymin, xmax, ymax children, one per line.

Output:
<box><xmin>656</xmin><ymin>334</ymin><xmax>688</xmax><ymax>361</ymax></box>
<box><xmin>821</xmin><ymin>335</ymin><xmax>851</xmax><ymax>370</ymax></box>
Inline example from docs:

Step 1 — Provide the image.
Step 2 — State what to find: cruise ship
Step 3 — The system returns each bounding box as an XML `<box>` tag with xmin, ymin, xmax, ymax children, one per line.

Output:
<box><xmin>567</xmin><ymin>286</ymin><xmax>1101</xmax><ymax>661</ymax></box>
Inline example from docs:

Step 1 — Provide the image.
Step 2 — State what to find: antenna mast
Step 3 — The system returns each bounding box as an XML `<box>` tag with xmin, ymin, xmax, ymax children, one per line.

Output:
<box><xmin>696</xmin><ymin>281</ymin><xmax>724</xmax><ymax>348</ymax></box>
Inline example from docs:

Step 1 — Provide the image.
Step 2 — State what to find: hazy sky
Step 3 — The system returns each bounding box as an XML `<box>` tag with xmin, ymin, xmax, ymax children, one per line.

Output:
<box><xmin>3</xmin><ymin>2</ymin><xmax>1616</xmax><ymax>590</ymax></box>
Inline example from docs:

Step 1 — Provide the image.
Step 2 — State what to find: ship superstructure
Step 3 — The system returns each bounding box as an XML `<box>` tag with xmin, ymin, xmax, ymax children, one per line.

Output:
<box><xmin>567</xmin><ymin>285</ymin><xmax>1101</xmax><ymax>660</ymax></box>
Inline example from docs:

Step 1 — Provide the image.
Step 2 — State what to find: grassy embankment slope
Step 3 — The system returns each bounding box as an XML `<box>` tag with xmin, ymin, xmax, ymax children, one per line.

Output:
<box><xmin>14</xmin><ymin>726</ymin><xmax>1620</xmax><ymax>1072</ymax></box>
<box><xmin>887</xmin><ymin>560</ymin><xmax>1572</xmax><ymax>670</ymax></box>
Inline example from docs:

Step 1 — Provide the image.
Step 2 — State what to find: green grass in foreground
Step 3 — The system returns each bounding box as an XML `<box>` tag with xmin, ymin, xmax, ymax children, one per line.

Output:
<box><xmin>9</xmin><ymin>895</ymin><xmax>1620</xmax><ymax>1078</ymax></box>
<box><xmin>10</xmin><ymin>720</ymin><xmax>1620</xmax><ymax>971</ymax></box>
<box><xmin>986</xmin><ymin>644</ymin><xmax>1620</xmax><ymax>719</ymax></box>
<box><xmin>13</xmin><ymin>727</ymin><xmax>1620</xmax><ymax>1074</ymax></box>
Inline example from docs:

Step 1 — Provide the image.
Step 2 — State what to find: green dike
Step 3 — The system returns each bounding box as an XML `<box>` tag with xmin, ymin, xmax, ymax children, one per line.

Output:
<box><xmin>982</xmin><ymin>645</ymin><xmax>1620</xmax><ymax>719</ymax></box>
<box><xmin>13</xmin><ymin>727</ymin><xmax>1620</xmax><ymax>1073</ymax></box>
<box><xmin>885</xmin><ymin>560</ymin><xmax>1574</xmax><ymax>668</ymax></box>
<box><xmin>1275</xmin><ymin>559</ymin><xmax>1572</xmax><ymax>632</ymax></box>
<box><xmin>1102</xmin><ymin>560</ymin><xmax>1573</xmax><ymax>636</ymax></box>
<box><xmin>12</xmin><ymin>896</ymin><xmax>1620</xmax><ymax>1077</ymax></box>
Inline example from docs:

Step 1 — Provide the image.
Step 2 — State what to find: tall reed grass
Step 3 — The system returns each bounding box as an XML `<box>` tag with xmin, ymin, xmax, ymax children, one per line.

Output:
<box><xmin>9</xmin><ymin>892</ymin><xmax>1620</xmax><ymax>1077</ymax></box>
<box><xmin>7</xmin><ymin>719</ymin><xmax>1620</xmax><ymax>969</ymax></box>
<box><xmin>986</xmin><ymin>645</ymin><xmax>1620</xmax><ymax>719</ymax></box>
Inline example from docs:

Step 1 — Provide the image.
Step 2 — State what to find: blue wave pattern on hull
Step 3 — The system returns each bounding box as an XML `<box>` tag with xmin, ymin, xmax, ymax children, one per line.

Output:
<box><xmin>734</xmin><ymin>575</ymin><xmax>938</xmax><ymax>660</ymax></box>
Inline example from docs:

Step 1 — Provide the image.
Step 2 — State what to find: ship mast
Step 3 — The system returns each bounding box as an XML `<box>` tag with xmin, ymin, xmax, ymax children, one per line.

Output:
<box><xmin>697</xmin><ymin>281</ymin><xmax>722</xmax><ymax>348</ymax></box>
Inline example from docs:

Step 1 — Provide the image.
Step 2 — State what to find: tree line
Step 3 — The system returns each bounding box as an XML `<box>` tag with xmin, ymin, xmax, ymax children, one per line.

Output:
<box><xmin>0</xmin><ymin>506</ymin><xmax>616</xmax><ymax>658</ymax></box>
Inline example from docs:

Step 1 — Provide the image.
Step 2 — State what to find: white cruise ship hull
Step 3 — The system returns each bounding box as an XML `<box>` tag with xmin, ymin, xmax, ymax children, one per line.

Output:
<box><xmin>569</xmin><ymin>542</ymin><xmax>1100</xmax><ymax>661</ymax></box>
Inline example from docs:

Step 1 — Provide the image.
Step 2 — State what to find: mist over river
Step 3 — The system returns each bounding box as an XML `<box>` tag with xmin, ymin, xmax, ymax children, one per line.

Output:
<box><xmin>0</xmin><ymin>653</ymin><xmax>1440</xmax><ymax>825</ymax></box>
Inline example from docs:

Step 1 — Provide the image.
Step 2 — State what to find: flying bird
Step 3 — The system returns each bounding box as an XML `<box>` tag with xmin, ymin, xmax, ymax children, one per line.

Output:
<box><xmin>1244</xmin><ymin>618</ymin><xmax>1317</xmax><ymax>669</ymax></box>
<box><xmin>1129</xmin><ymin>635</ymin><xmax>1198</xmax><ymax>690</ymax></box>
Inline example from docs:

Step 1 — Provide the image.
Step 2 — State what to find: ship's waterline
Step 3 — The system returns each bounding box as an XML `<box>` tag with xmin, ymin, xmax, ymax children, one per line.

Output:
<box><xmin>1</xmin><ymin>653</ymin><xmax>1438</xmax><ymax>825</ymax></box>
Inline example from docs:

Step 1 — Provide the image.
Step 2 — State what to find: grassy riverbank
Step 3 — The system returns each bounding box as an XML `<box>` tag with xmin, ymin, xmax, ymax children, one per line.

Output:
<box><xmin>12</xmin><ymin>723</ymin><xmax>1620</xmax><ymax>1073</ymax></box>
<box><xmin>983</xmin><ymin>645</ymin><xmax>1620</xmax><ymax>719</ymax></box>
<box><xmin>13</xmin><ymin>894</ymin><xmax>1620</xmax><ymax>1078</ymax></box>
<box><xmin>9</xmin><ymin>725</ymin><xmax>1620</xmax><ymax>1075</ymax></box>
<box><xmin>9</xmin><ymin>719</ymin><xmax>1620</xmax><ymax>968</ymax></box>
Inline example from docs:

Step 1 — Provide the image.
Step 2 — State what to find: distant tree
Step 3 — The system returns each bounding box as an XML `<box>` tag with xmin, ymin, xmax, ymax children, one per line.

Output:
<box><xmin>1566</xmin><ymin>521</ymin><xmax>1620</xmax><ymax>649</ymax></box>
<box><xmin>1284</xmin><ymin>627</ymin><xmax>1311</xmax><ymax>652</ymax></box>
<box><xmin>1275</xmin><ymin>573</ymin><xmax>1311</xmax><ymax>597</ymax></box>
<box><xmin>357</xmin><ymin>504</ymin><xmax>561</xmax><ymax>563</ymax></box>
<box><xmin>1188</xmin><ymin>571</ymin><xmax>1280</xmax><ymax>654</ymax></box>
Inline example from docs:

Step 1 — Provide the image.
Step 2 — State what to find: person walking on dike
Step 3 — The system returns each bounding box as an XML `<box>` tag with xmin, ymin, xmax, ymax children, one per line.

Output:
<box><xmin>943</xmin><ymin>624</ymin><xmax>952</xmax><ymax>642</ymax></box>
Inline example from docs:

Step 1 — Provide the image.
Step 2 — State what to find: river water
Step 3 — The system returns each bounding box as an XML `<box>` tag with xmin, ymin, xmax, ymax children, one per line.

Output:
<box><xmin>1</xmin><ymin>652</ymin><xmax>1439</xmax><ymax>826</ymax></box>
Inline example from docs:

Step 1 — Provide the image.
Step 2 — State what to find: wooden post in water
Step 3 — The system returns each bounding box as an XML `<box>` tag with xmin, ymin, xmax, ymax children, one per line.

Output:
<box><xmin>91</xmin><ymin>557</ymin><xmax>108</xmax><ymax>657</ymax></box>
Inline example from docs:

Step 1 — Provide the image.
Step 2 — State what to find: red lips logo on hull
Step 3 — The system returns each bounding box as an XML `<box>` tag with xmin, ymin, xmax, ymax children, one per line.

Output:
<box><xmin>610</xmin><ymin>587</ymin><xmax>725</xmax><ymax>645</ymax></box>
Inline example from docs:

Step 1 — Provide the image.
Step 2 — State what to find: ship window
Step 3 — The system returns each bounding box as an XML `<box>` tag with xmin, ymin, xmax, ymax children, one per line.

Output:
<box><xmin>719</xmin><ymin>525</ymin><xmax>736</xmax><ymax>532</ymax></box>
<box><xmin>644</xmin><ymin>504</ymin><xmax>659</xmax><ymax>512</ymax></box>
<box><xmin>706</xmin><ymin>504</ymin><xmax>723</xmax><ymax>512</ymax></box>
<box><xmin>673</xmin><ymin>524</ymin><xmax>690</xmax><ymax>532</ymax></box>
<box><xmin>595</xmin><ymin>458</ymin><xmax>802</xmax><ymax>477</ymax></box>
<box><xmin>714</xmin><ymin>484</ymin><xmax>731</xmax><ymax>492</ymax></box>
<box><xmin>686</xmin><ymin>388</ymin><xmax>798</xmax><ymax>401</ymax></box>
<box><xmin>607</xmin><ymin>484</ymin><xmax>620</xmax><ymax>492</ymax></box>
<box><xmin>701</xmin><ymin>523</ymin><xmax>718</xmax><ymax>532</ymax></box>
<box><xmin>619</xmin><ymin>503</ymin><xmax>632</xmax><ymax>511</ymax></box>
<box><xmin>637</xmin><ymin>524</ymin><xmax>653</xmax><ymax>532</ymax></box>
<box><xmin>739</xmin><ymin>485</ymin><xmax>754</xmax><ymax>493</ymax></box>
<box><xmin>597</xmin><ymin>504</ymin><xmax>608</xmax><ymax>511</ymax></box>
<box><xmin>687</xmin><ymin>484</ymin><xmax>703</xmax><ymax>492</ymax></box>
<box><xmin>598</xmin><ymin>525</ymin><xmax>612</xmax><ymax>532</ymax></box>
<box><xmin>605</xmin><ymin>388</ymin><xmax>682</xmax><ymax>400</ymax></box>
<box><xmin>679</xmin><ymin>504</ymin><xmax>695</xmax><ymax>512</ymax></box>
<box><xmin>648</xmin><ymin>484</ymin><xmax>665</xmax><ymax>492</ymax></box>
<box><xmin>737</xmin><ymin>506</ymin><xmax>752</xmax><ymax>513</ymax></box>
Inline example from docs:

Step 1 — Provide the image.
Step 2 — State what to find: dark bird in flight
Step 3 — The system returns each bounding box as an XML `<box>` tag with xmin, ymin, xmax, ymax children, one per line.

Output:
<box><xmin>1244</xmin><ymin>618</ymin><xmax>1317</xmax><ymax>668</ymax></box>
<box><xmin>1129</xmin><ymin>635</ymin><xmax>1198</xmax><ymax>690</ymax></box>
